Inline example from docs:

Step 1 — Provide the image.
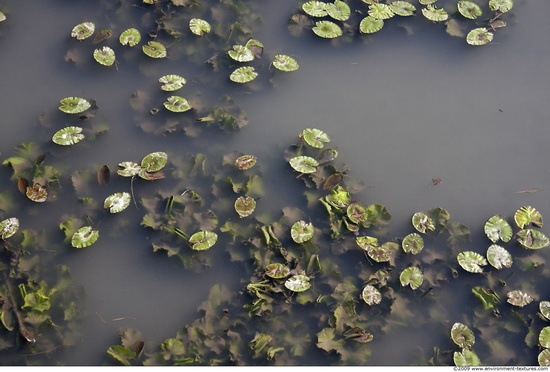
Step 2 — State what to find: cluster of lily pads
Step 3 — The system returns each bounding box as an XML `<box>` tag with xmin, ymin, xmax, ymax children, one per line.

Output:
<box><xmin>289</xmin><ymin>0</ymin><xmax>513</xmax><ymax>46</ymax></box>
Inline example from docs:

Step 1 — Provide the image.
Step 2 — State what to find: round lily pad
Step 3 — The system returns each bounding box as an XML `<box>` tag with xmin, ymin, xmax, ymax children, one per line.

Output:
<box><xmin>517</xmin><ymin>229</ymin><xmax>550</xmax><ymax>249</ymax></box>
<box><xmin>390</xmin><ymin>1</ymin><xmax>416</xmax><ymax>16</ymax></box>
<box><xmin>71</xmin><ymin>21</ymin><xmax>95</xmax><ymax>40</ymax></box>
<box><xmin>422</xmin><ymin>4</ymin><xmax>449</xmax><ymax>22</ymax></box>
<box><xmin>486</xmin><ymin>244</ymin><xmax>512</xmax><ymax>269</ymax></box>
<box><xmin>399</xmin><ymin>266</ymin><xmax>423</xmax><ymax>290</ymax></box>
<box><xmin>93</xmin><ymin>46</ymin><xmax>116</xmax><ymax>66</ymax></box>
<box><xmin>412</xmin><ymin>212</ymin><xmax>435</xmax><ymax>234</ymax></box>
<box><xmin>284</xmin><ymin>275</ymin><xmax>311</xmax><ymax>292</ymax></box>
<box><xmin>0</xmin><ymin>217</ymin><xmax>19</xmax><ymax>240</ymax></box>
<box><xmin>453</xmin><ymin>349</ymin><xmax>480</xmax><ymax>367</ymax></box>
<box><xmin>302</xmin><ymin>1</ymin><xmax>327</xmax><ymax>17</ymax></box>
<box><xmin>507</xmin><ymin>290</ymin><xmax>534</xmax><ymax>307</ymax></box>
<box><xmin>458</xmin><ymin>0</ymin><xmax>482</xmax><ymax>19</ymax></box>
<box><xmin>59</xmin><ymin>97</ymin><xmax>91</xmax><ymax>114</ymax></box>
<box><xmin>235</xmin><ymin>155</ymin><xmax>257</xmax><ymax>170</ymax></box>
<box><xmin>366</xmin><ymin>242</ymin><xmax>397</xmax><ymax>263</ymax></box>
<box><xmin>188</xmin><ymin>231</ymin><xmax>218</xmax><ymax>251</ymax></box>
<box><xmin>71</xmin><ymin>226</ymin><xmax>99</xmax><ymax>248</ymax></box>
<box><xmin>189</xmin><ymin>18</ymin><xmax>211</xmax><ymax>36</ymax></box>
<box><xmin>540</xmin><ymin>327</ymin><xmax>550</xmax><ymax>349</ymax></box>
<box><xmin>163</xmin><ymin>96</ymin><xmax>191</xmax><ymax>113</ymax></box>
<box><xmin>159</xmin><ymin>74</ymin><xmax>186</xmax><ymax>91</ymax></box>
<box><xmin>142</xmin><ymin>41</ymin><xmax>167</xmax><ymax>58</ymax></box>
<box><xmin>265</xmin><ymin>263</ymin><xmax>290</xmax><ymax>279</ymax></box>
<box><xmin>457</xmin><ymin>251</ymin><xmax>487</xmax><ymax>273</ymax></box>
<box><xmin>104</xmin><ymin>192</ymin><xmax>131</xmax><ymax>213</ymax></box>
<box><xmin>361</xmin><ymin>284</ymin><xmax>382</xmax><ymax>306</ymax></box>
<box><xmin>299</xmin><ymin>128</ymin><xmax>330</xmax><ymax>148</ymax></box>
<box><xmin>141</xmin><ymin>152</ymin><xmax>168</xmax><ymax>172</ymax></box>
<box><xmin>272</xmin><ymin>54</ymin><xmax>299</xmax><ymax>72</ymax></box>
<box><xmin>117</xmin><ymin>161</ymin><xmax>141</xmax><ymax>177</ymax></box>
<box><xmin>514</xmin><ymin>206</ymin><xmax>543</xmax><ymax>229</ymax></box>
<box><xmin>52</xmin><ymin>126</ymin><xmax>85</xmax><ymax>146</ymax></box>
<box><xmin>228</xmin><ymin>45</ymin><xmax>255</xmax><ymax>62</ymax></box>
<box><xmin>312</xmin><ymin>20</ymin><xmax>342</xmax><ymax>39</ymax></box>
<box><xmin>539</xmin><ymin>349</ymin><xmax>550</xmax><ymax>366</ymax></box>
<box><xmin>540</xmin><ymin>301</ymin><xmax>550</xmax><ymax>321</ymax></box>
<box><xmin>325</xmin><ymin>0</ymin><xmax>351</xmax><ymax>21</ymax></box>
<box><xmin>291</xmin><ymin>220</ymin><xmax>314</xmax><ymax>244</ymax></box>
<box><xmin>489</xmin><ymin>0</ymin><xmax>513</xmax><ymax>13</ymax></box>
<box><xmin>359</xmin><ymin>16</ymin><xmax>384</xmax><ymax>34</ymax></box>
<box><xmin>26</xmin><ymin>184</ymin><xmax>47</xmax><ymax>202</ymax></box>
<box><xmin>466</xmin><ymin>28</ymin><xmax>494</xmax><ymax>46</ymax></box>
<box><xmin>356</xmin><ymin>236</ymin><xmax>378</xmax><ymax>251</ymax></box>
<box><xmin>402</xmin><ymin>233</ymin><xmax>424</xmax><ymax>254</ymax></box>
<box><xmin>235</xmin><ymin>196</ymin><xmax>256</xmax><ymax>218</ymax></box>
<box><xmin>229</xmin><ymin>66</ymin><xmax>258</xmax><ymax>83</ymax></box>
<box><xmin>119</xmin><ymin>28</ymin><xmax>141</xmax><ymax>47</ymax></box>
<box><xmin>451</xmin><ymin>322</ymin><xmax>475</xmax><ymax>349</ymax></box>
<box><xmin>368</xmin><ymin>3</ymin><xmax>395</xmax><ymax>19</ymax></box>
<box><xmin>289</xmin><ymin>156</ymin><xmax>319</xmax><ymax>174</ymax></box>
<box><xmin>484</xmin><ymin>215</ymin><xmax>512</xmax><ymax>243</ymax></box>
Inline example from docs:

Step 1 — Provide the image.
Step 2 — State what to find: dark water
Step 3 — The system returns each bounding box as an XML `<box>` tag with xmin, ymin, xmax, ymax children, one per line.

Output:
<box><xmin>0</xmin><ymin>0</ymin><xmax>549</xmax><ymax>366</ymax></box>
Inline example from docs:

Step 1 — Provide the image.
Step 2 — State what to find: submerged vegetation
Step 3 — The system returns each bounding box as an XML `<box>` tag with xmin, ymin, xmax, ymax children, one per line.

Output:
<box><xmin>0</xmin><ymin>0</ymin><xmax>543</xmax><ymax>367</ymax></box>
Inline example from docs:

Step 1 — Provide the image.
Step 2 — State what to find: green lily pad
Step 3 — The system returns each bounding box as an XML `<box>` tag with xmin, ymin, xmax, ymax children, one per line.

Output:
<box><xmin>489</xmin><ymin>0</ymin><xmax>513</xmax><ymax>13</ymax></box>
<box><xmin>272</xmin><ymin>54</ymin><xmax>299</xmax><ymax>72</ymax></box>
<box><xmin>466</xmin><ymin>28</ymin><xmax>494</xmax><ymax>46</ymax></box>
<box><xmin>356</xmin><ymin>236</ymin><xmax>378</xmax><ymax>250</ymax></box>
<box><xmin>312</xmin><ymin>21</ymin><xmax>343</xmax><ymax>39</ymax></box>
<box><xmin>451</xmin><ymin>322</ymin><xmax>475</xmax><ymax>349</ymax></box>
<box><xmin>422</xmin><ymin>4</ymin><xmax>449</xmax><ymax>22</ymax></box>
<box><xmin>366</xmin><ymin>242</ymin><xmax>397</xmax><ymax>263</ymax></box>
<box><xmin>299</xmin><ymin>128</ymin><xmax>330</xmax><ymax>148</ymax></box>
<box><xmin>26</xmin><ymin>184</ymin><xmax>47</xmax><ymax>202</ymax></box>
<box><xmin>245</xmin><ymin>38</ymin><xmax>264</xmax><ymax>59</ymax></box>
<box><xmin>235</xmin><ymin>155</ymin><xmax>257</xmax><ymax>170</ymax></box>
<box><xmin>71</xmin><ymin>21</ymin><xmax>95</xmax><ymax>40</ymax></box>
<box><xmin>163</xmin><ymin>96</ymin><xmax>191</xmax><ymax>113</ymax></box>
<box><xmin>71</xmin><ymin>226</ymin><xmax>99</xmax><ymax>248</ymax></box>
<box><xmin>141</xmin><ymin>152</ymin><xmax>167</xmax><ymax>172</ymax></box>
<box><xmin>291</xmin><ymin>220</ymin><xmax>314</xmax><ymax>244</ymax></box>
<box><xmin>0</xmin><ymin>11</ymin><xmax>5</xmax><ymax>22</ymax></box>
<box><xmin>540</xmin><ymin>301</ymin><xmax>550</xmax><ymax>321</ymax></box>
<box><xmin>119</xmin><ymin>28</ymin><xmax>141</xmax><ymax>47</ymax></box>
<box><xmin>514</xmin><ymin>206</ymin><xmax>543</xmax><ymax>228</ymax></box>
<box><xmin>117</xmin><ymin>161</ymin><xmax>141</xmax><ymax>177</ymax></box>
<box><xmin>326</xmin><ymin>0</ymin><xmax>351</xmax><ymax>21</ymax></box>
<box><xmin>484</xmin><ymin>215</ymin><xmax>512</xmax><ymax>243</ymax></box>
<box><xmin>265</xmin><ymin>263</ymin><xmax>290</xmax><ymax>279</ymax></box>
<box><xmin>284</xmin><ymin>275</ymin><xmax>311</xmax><ymax>292</ymax></box>
<box><xmin>368</xmin><ymin>3</ymin><xmax>395</xmax><ymax>19</ymax></box>
<box><xmin>419</xmin><ymin>0</ymin><xmax>437</xmax><ymax>4</ymax></box>
<box><xmin>188</xmin><ymin>231</ymin><xmax>218</xmax><ymax>251</ymax></box>
<box><xmin>235</xmin><ymin>196</ymin><xmax>256</xmax><ymax>218</ymax></box>
<box><xmin>59</xmin><ymin>97</ymin><xmax>91</xmax><ymax>114</ymax></box>
<box><xmin>142</xmin><ymin>41</ymin><xmax>167</xmax><ymax>58</ymax></box>
<box><xmin>159</xmin><ymin>75</ymin><xmax>186</xmax><ymax>91</ymax></box>
<box><xmin>402</xmin><ymin>233</ymin><xmax>424</xmax><ymax>254</ymax></box>
<box><xmin>302</xmin><ymin>1</ymin><xmax>327</xmax><ymax>17</ymax></box>
<box><xmin>457</xmin><ymin>251</ymin><xmax>487</xmax><ymax>273</ymax></box>
<box><xmin>458</xmin><ymin>0</ymin><xmax>482</xmax><ymax>19</ymax></box>
<box><xmin>189</xmin><ymin>18</ymin><xmax>211</xmax><ymax>36</ymax></box>
<box><xmin>229</xmin><ymin>66</ymin><xmax>258</xmax><ymax>83</ymax></box>
<box><xmin>507</xmin><ymin>289</ymin><xmax>534</xmax><ymax>307</ymax></box>
<box><xmin>361</xmin><ymin>284</ymin><xmax>382</xmax><ymax>306</ymax></box>
<box><xmin>52</xmin><ymin>126</ymin><xmax>85</xmax><ymax>146</ymax></box>
<box><xmin>359</xmin><ymin>16</ymin><xmax>384</xmax><ymax>34</ymax></box>
<box><xmin>228</xmin><ymin>45</ymin><xmax>255</xmax><ymax>62</ymax></box>
<box><xmin>517</xmin><ymin>229</ymin><xmax>550</xmax><ymax>249</ymax></box>
<box><xmin>104</xmin><ymin>192</ymin><xmax>131</xmax><ymax>213</ymax></box>
<box><xmin>390</xmin><ymin>1</ymin><xmax>416</xmax><ymax>16</ymax></box>
<box><xmin>93</xmin><ymin>46</ymin><xmax>116</xmax><ymax>66</ymax></box>
<box><xmin>289</xmin><ymin>156</ymin><xmax>319</xmax><ymax>174</ymax></box>
<box><xmin>453</xmin><ymin>349</ymin><xmax>480</xmax><ymax>366</ymax></box>
<box><xmin>539</xmin><ymin>349</ymin><xmax>550</xmax><ymax>366</ymax></box>
<box><xmin>412</xmin><ymin>212</ymin><xmax>435</xmax><ymax>234</ymax></box>
<box><xmin>486</xmin><ymin>244</ymin><xmax>512</xmax><ymax>269</ymax></box>
<box><xmin>399</xmin><ymin>266</ymin><xmax>423</xmax><ymax>290</ymax></box>
<box><xmin>0</xmin><ymin>217</ymin><xmax>19</xmax><ymax>239</ymax></box>
<box><xmin>540</xmin><ymin>327</ymin><xmax>550</xmax><ymax>349</ymax></box>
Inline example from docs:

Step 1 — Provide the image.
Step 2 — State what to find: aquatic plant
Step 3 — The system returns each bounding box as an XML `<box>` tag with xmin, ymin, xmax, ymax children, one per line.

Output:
<box><xmin>52</xmin><ymin>126</ymin><xmax>85</xmax><ymax>146</ymax></box>
<box><xmin>59</xmin><ymin>97</ymin><xmax>91</xmax><ymax>114</ymax></box>
<box><xmin>71</xmin><ymin>21</ymin><xmax>95</xmax><ymax>40</ymax></box>
<box><xmin>159</xmin><ymin>74</ymin><xmax>186</xmax><ymax>91</ymax></box>
<box><xmin>93</xmin><ymin>46</ymin><xmax>116</xmax><ymax>66</ymax></box>
<box><xmin>229</xmin><ymin>66</ymin><xmax>258</xmax><ymax>83</ymax></box>
<box><xmin>142</xmin><ymin>41</ymin><xmax>167</xmax><ymax>58</ymax></box>
<box><xmin>119</xmin><ymin>28</ymin><xmax>141</xmax><ymax>47</ymax></box>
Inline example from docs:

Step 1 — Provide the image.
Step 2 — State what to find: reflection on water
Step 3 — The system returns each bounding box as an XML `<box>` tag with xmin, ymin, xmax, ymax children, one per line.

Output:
<box><xmin>0</xmin><ymin>0</ymin><xmax>550</xmax><ymax>366</ymax></box>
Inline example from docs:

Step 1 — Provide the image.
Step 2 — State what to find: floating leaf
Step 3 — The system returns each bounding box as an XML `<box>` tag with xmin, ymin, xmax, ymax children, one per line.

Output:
<box><xmin>458</xmin><ymin>0</ymin><xmax>482</xmax><ymax>19</ymax></box>
<box><xmin>507</xmin><ymin>290</ymin><xmax>534</xmax><ymax>307</ymax></box>
<box><xmin>325</xmin><ymin>0</ymin><xmax>351</xmax><ymax>21</ymax></box>
<box><xmin>117</xmin><ymin>161</ymin><xmax>141</xmax><ymax>177</ymax></box>
<box><xmin>235</xmin><ymin>155</ymin><xmax>257</xmax><ymax>170</ymax></box>
<box><xmin>361</xmin><ymin>284</ymin><xmax>381</xmax><ymax>306</ymax></box>
<box><xmin>291</xmin><ymin>220</ymin><xmax>314</xmax><ymax>244</ymax></box>
<box><xmin>489</xmin><ymin>0</ymin><xmax>513</xmax><ymax>13</ymax></box>
<box><xmin>466</xmin><ymin>28</ymin><xmax>493</xmax><ymax>46</ymax></box>
<box><xmin>302</xmin><ymin>1</ymin><xmax>327</xmax><ymax>17</ymax></box>
<box><xmin>0</xmin><ymin>11</ymin><xmax>5</xmax><ymax>22</ymax></box>
<box><xmin>390</xmin><ymin>1</ymin><xmax>416</xmax><ymax>16</ymax></box>
<box><xmin>119</xmin><ymin>28</ymin><xmax>141</xmax><ymax>47</ymax></box>
<box><xmin>359</xmin><ymin>16</ymin><xmax>384</xmax><ymax>34</ymax></box>
<box><xmin>59</xmin><ymin>97</ymin><xmax>91</xmax><ymax>114</ymax></box>
<box><xmin>453</xmin><ymin>349</ymin><xmax>480</xmax><ymax>366</ymax></box>
<box><xmin>422</xmin><ymin>4</ymin><xmax>449</xmax><ymax>22</ymax></box>
<box><xmin>229</xmin><ymin>66</ymin><xmax>258</xmax><ymax>83</ymax></box>
<box><xmin>265</xmin><ymin>263</ymin><xmax>290</xmax><ymax>279</ymax></box>
<box><xmin>0</xmin><ymin>217</ymin><xmax>19</xmax><ymax>240</ymax></box>
<box><xmin>312</xmin><ymin>21</ymin><xmax>342</xmax><ymax>39</ymax></box>
<box><xmin>399</xmin><ymin>266</ymin><xmax>423</xmax><ymax>290</ymax></box>
<box><xmin>517</xmin><ymin>229</ymin><xmax>550</xmax><ymax>249</ymax></box>
<box><xmin>457</xmin><ymin>251</ymin><xmax>487</xmax><ymax>273</ymax></box>
<box><xmin>189</xmin><ymin>18</ymin><xmax>211</xmax><ymax>36</ymax></box>
<box><xmin>272</xmin><ymin>54</ymin><xmax>299</xmax><ymax>72</ymax></box>
<box><xmin>356</xmin><ymin>236</ymin><xmax>378</xmax><ymax>250</ymax></box>
<box><xmin>188</xmin><ymin>231</ymin><xmax>218</xmax><ymax>251</ymax></box>
<box><xmin>245</xmin><ymin>39</ymin><xmax>264</xmax><ymax>59</ymax></box>
<box><xmin>159</xmin><ymin>75</ymin><xmax>186</xmax><ymax>91</ymax></box>
<box><xmin>163</xmin><ymin>96</ymin><xmax>191</xmax><ymax>113</ymax></box>
<box><xmin>26</xmin><ymin>184</ymin><xmax>48</xmax><ymax>202</ymax></box>
<box><xmin>228</xmin><ymin>45</ymin><xmax>255</xmax><ymax>62</ymax></box>
<box><xmin>451</xmin><ymin>322</ymin><xmax>475</xmax><ymax>349</ymax></box>
<box><xmin>540</xmin><ymin>327</ymin><xmax>550</xmax><ymax>349</ymax></box>
<box><xmin>52</xmin><ymin>126</ymin><xmax>85</xmax><ymax>146</ymax></box>
<box><xmin>71</xmin><ymin>21</ymin><xmax>95</xmax><ymax>40</ymax></box>
<box><xmin>366</xmin><ymin>242</ymin><xmax>397</xmax><ymax>263</ymax></box>
<box><xmin>71</xmin><ymin>226</ymin><xmax>99</xmax><ymax>248</ymax></box>
<box><xmin>486</xmin><ymin>244</ymin><xmax>512</xmax><ymax>269</ymax></box>
<box><xmin>412</xmin><ymin>212</ymin><xmax>435</xmax><ymax>234</ymax></box>
<box><xmin>368</xmin><ymin>3</ymin><xmax>395</xmax><ymax>19</ymax></box>
<box><xmin>104</xmin><ymin>192</ymin><xmax>131</xmax><ymax>213</ymax></box>
<box><xmin>235</xmin><ymin>196</ymin><xmax>256</xmax><ymax>218</ymax></box>
<box><xmin>142</xmin><ymin>41</ymin><xmax>167</xmax><ymax>58</ymax></box>
<box><xmin>540</xmin><ymin>301</ymin><xmax>550</xmax><ymax>321</ymax></box>
<box><xmin>514</xmin><ymin>206</ymin><xmax>543</xmax><ymax>229</ymax></box>
<box><xmin>289</xmin><ymin>156</ymin><xmax>319</xmax><ymax>174</ymax></box>
<box><xmin>299</xmin><ymin>128</ymin><xmax>330</xmax><ymax>148</ymax></box>
<box><xmin>402</xmin><ymin>233</ymin><xmax>424</xmax><ymax>254</ymax></box>
<box><xmin>484</xmin><ymin>215</ymin><xmax>512</xmax><ymax>243</ymax></box>
<box><xmin>141</xmin><ymin>152</ymin><xmax>167</xmax><ymax>172</ymax></box>
<box><xmin>539</xmin><ymin>349</ymin><xmax>550</xmax><ymax>366</ymax></box>
<box><xmin>284</xmin><ymin>275</ymin><xmax>311</xmax><ymax>292</ymax></box>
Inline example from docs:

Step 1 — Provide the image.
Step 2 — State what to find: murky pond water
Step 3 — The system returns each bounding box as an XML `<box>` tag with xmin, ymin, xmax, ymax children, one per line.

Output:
<box><xmin>0</xmin><ymin>0</ymin><xmax>550</xmax><ymax>366</ymax></box>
